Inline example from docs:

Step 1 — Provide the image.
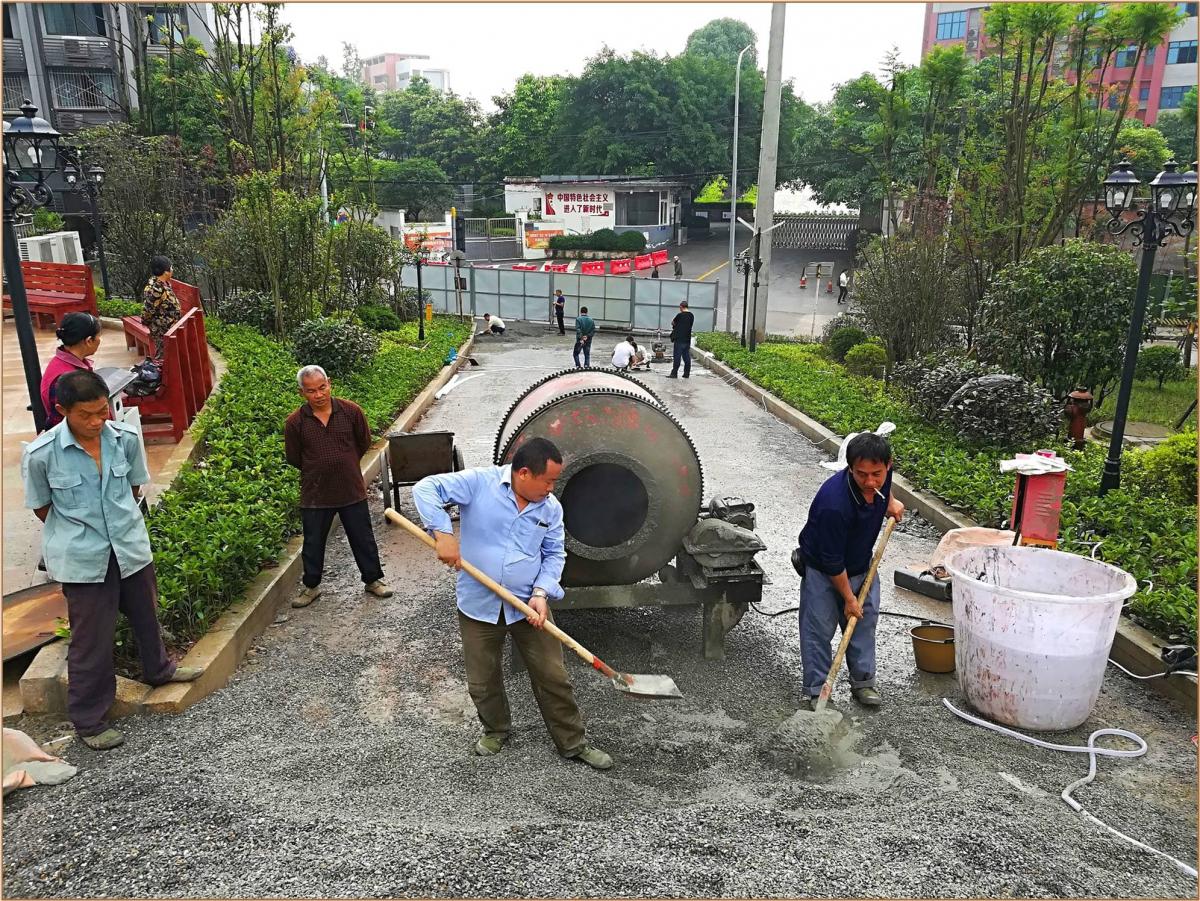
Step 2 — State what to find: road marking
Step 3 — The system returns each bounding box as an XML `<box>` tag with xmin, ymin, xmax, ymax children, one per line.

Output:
<box><xmin>696</xmin><ymin>260</ymin><xmax>730</xmax><ymax>282</ymax></box>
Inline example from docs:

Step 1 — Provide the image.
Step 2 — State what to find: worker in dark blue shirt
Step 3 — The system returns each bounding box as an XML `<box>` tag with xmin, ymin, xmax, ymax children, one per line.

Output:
<box><xmin>796</xmin><ymin>432</ymin><xmax>904</xmax><ymax>709</ymax></box>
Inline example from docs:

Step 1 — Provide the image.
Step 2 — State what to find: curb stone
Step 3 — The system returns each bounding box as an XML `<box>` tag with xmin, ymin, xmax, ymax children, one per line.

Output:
<box><xmin>20</xmin><ymin>333</ymin><xmax>475</xmax><ymax>721</ymax></box>
<box><xmin>695</xmin><ymin>347</ymin><xmax>1197</xmax><ymax>716</ymax></box>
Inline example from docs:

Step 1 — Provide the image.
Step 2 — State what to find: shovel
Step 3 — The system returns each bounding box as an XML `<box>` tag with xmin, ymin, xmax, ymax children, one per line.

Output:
<box><xmin>385</xmin><ymin>508</ymin><xmax>683</xmax><ymax>700</ymax></box>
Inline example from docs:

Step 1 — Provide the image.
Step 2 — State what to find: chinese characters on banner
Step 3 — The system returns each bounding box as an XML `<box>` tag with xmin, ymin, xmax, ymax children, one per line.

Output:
<box><xmin>544</xmin><ymin>190</ymin><xmax>613</xmax><ymax>217</ymax></box>
<box><xmin>524</xmin><ymin>227</ymin><xmax>563</xmax><ymax>249</ymax></box>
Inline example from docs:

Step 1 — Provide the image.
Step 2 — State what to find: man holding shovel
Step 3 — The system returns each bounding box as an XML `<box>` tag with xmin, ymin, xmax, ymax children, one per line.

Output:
<box><xmin>411</xmin><ymin>437</ymin><xmax>613</xmax><ymax>770</ymax></box>
<box><xmin>796</xmin><ymin>432</ymin><xmax>903</xmax><ymax>710</ymax></box>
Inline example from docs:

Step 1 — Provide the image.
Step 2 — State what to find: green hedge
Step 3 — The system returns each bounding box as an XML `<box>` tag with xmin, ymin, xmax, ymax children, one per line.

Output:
<box><xmin>144</xmin><ymin>316</ymin><xmax>470</xmax><ymax>643</ymax></box>
<box><xmin>696</xmin><ymin>333</ymin><xmax>1198</xmax><ymax>641</ymax></box>
<box><xmin>98</xmin><ymin>296</ymin><xmax>142</xmax><ymax>319</ymax></box>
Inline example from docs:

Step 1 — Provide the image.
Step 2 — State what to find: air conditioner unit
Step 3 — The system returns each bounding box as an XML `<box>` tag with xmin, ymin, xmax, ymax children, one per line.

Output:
<box><xmin>56</xmin><ymin>112</ymin><xmax>82</xmax><ymax>131</ymax></box>
<box><xmin>967</xmin><ymin>28</ymin><xmax>979</xmax><ymax>38</ymax></box>
<box><xmin>63</xmin><ymin>38</ymin><xmax>88</xmax><ymax>59</ymax></box>
<box><xmin>18</xmin><ymin>231</ymin><xmax>84</xmax><ymax>265</ymax></box>
<box><xmin>966</xmin><ymin>38</ymin><xmax>979</xmax><ymax>50</ymax></box>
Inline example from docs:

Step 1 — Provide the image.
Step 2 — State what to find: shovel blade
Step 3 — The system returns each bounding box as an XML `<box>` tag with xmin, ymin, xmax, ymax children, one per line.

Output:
<box><xmin>611</xmin><ymin>673</ymin><xmax>683</xmax><ymax>700</ymax></box>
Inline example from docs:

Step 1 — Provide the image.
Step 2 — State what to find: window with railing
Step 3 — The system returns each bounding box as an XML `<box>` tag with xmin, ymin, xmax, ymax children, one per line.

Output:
<box><xmin>1168</xmin><ymin>40</ymin><xmax>1198</xmax><ymax>65</ymax></box>
<box><xmin>1114</xmin><ymin>46</ymin><xmax>1139</xmax><ymax>68</ymax></box>
<box><xmin>141</xmin><ymin>6</ymin><xmax>184</xmax><ymax>45</ymax></box>
<box><xmin>3</xmin><ymin>73</ymin><xmax>31</xmax><ymax>112</ymax></box>
<box><xmin>936</xmin><ymin>10</ymin><xmax>967</xmax><ymax>41</ymax></box>
<box><xmin>48</xmin><ymin>68</ymin><xmax>119</xmax><ymax>110</ymax></box>
<box><xmin>42</xmin><ymin>3</ymin><xmax>106</xmax><ymax>36</ymax></box>
<box><xmin>1160</xmin><ymin>85</ymin><xmax>1188</xmax><ymax>108</ymax></box>
<box><xmin>1139</xmin><ymin>84</ymin><xmax>1151</xmax><ymax>102</ymax></box>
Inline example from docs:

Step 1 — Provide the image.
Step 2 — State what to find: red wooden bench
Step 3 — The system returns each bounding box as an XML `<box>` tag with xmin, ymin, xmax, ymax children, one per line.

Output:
<box><xmin>2</xmin><ymin>261</ymin><xmax>98</xmax><ymax>329</ymax></box>
<box><xmin>121</xmin><ymin>307</ymin><xmax>214</xmax><ymax>444</ymax></box>
<box><xmin>122</xmin><ymin>279</ymin><xmax>202</xmax><ymax>357</ymax></box>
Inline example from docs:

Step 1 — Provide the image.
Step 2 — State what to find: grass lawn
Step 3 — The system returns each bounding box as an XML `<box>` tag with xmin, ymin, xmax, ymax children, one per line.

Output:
<box><xmin>1092</xmin><ymin>373</ymin><xmax>1197</xmax><ymax>432</ymax></box>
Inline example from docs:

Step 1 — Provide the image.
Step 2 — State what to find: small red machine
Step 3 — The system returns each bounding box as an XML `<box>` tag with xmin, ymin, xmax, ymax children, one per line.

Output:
<box><xmin>1010</xmin><ymin>450</ymin><xmax>1066</xmax><ymax>548</ymax></box>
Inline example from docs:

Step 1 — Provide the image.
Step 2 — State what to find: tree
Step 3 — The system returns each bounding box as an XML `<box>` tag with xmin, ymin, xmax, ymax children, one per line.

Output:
<box><xmin>684</xmin><ymin>18</ymin><xmax>758</xmax><ymax>67</ymax></box>
<box><xmin>976</xmin><ymin>240</ymin><xmax>1142</xmax><ymax>400</ymax></box>
<box><xmin>333</xmin><ymin>156</ymin><xmax>454</xmax><ymax>221</ymax></box>
<box><xmin>1113</xmin><ymin>119</ymin><xmax>1171</xmax><ymax>183</ymax></box>
<box><xmin>376</xmin><ymin>79</ymin><xmax>488</xmax><ymax>183</ymax></box>
<box><xmin>1155</xmin><ymin>88</ymin><xmax>1198</xmax><ymax>167</ymax></box>
<box><xmin>1136</xmin><ymin>345</ymin><xmax>1185</xmax><ymax>389</ymax></box>
<box><xmin>484</xmin><ymin>74</ymin><xmax>566</xmax><ymax>180</ymax></box>
<box><xmin>851</xmin><ymin>233</ymin><xmax>965</xmax><ymax>366</ymax></box>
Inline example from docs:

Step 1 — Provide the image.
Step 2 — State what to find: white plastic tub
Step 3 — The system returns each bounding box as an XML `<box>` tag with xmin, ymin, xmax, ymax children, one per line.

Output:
<box><xmin>947</xmin><ymin>545</ymin><xmax>1137</xmax><ymax>731</ymax></box>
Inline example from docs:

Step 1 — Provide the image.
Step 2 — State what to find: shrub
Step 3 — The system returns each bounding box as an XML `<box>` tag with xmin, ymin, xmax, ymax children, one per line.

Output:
<box><xmin>943</xmin><ymin>374</ymin><xmax>1059</xmax><ymax>447</ymax></box>
<box><xmin>97</xmin><ymin>294</ymin><xmax>141</xmax><ymax>319</ymax></box>
<box><xmin>828</xmin><ymin>326</ymin><xmax>868</xmax><ymax>362</ymax></box>
<box><xmin>821</xmin><ymin>312</ymin><xmax>866</xmax><ymax>343</ymax></box>
<box><xmin>395</xmin><ymin>287</ymin><xmax>430</xmax><ymax>321</ymax></box>
<box><xmin>1123</xmin><ymin>430</ymin><xmax>1198</xmax><ymax>506</ymax></box>
<box><xmin>897</xmin><ymin>353</ymin><xmax>1002</xmax><ymax>421</ymax></box>
<box><xmin>844</xmin><ymin>341</ymin><xmax>888</xmax><ymax>377</ymax></box>
<box><xmin>215</xmin><ymin>288</ymin><xmax>275</xmax><ymax>333</ymax></box>
<box><xmin>291</xmin><ymin>317</ymin><xmax>380</xmax><ymax>378</ymax></box>
<box><xmin>616</xmin><ymin>230</ymin><xmax>647</xmax><ymax>252</ymax></box>
<box><xmin>1136</xmin><ymin>345</ymin><xmax>1185</xmax><ymax>389</ymax></box>
<box><xmin>358</xmin><ymin>304</ymin><xmax>403</xmax><ymax>332</ymax></box>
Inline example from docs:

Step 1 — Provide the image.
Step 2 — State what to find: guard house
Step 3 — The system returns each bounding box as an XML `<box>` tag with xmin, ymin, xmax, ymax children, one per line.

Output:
<box><xmin>504</xmin><ymin>175</ymin><xmax>691</xmax><ymax>259</ymax></box>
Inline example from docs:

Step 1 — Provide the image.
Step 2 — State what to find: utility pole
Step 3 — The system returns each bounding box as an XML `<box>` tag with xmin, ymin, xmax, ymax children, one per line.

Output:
<box><xmin>725</xmin><ymin>44</ymin><xmax>752</xmax><ymax>333</ymax></box>
<box><xmin>751</xmin><ymin>2</ymin><xmax>786</xmax><ymax>344</ymax></box>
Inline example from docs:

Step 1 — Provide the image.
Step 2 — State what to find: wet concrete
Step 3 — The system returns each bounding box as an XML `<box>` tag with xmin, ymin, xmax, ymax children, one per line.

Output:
<box><xmin>2</xmin><ymin>328</ymin><xmax>1196</xmax><ymax>898</ymax></box>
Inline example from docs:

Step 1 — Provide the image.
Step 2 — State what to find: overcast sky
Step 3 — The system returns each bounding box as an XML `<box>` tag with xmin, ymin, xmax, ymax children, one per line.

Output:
<box><xmin>282</xmin><ymin>2</ymin><xmax>926</xmax><ymax>111</ymax></box>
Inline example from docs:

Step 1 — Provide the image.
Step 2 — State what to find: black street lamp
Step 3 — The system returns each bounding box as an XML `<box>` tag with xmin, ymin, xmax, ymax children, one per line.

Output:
<box><xmin>3</xmin><ymin>101</ymin><xmax>66</xmax><ymax>433</ymax></box>
<box><xmin>748</xmin><ymin>228</ymin><xmax>763</xmax><ymax>353</ymax></box>
<box><xmin>1098</xmin><ymin>159</ymin><xmax>1197</xmax><ymax>495</ymax></box>
<box><xmin>61</xmin><ymin>146</ymin><xmax>110</xmax><ymax>299</ymax></box>
<box><xmin>735</xmin><ymin>250</ymin><xmax>752</xmax><ymax>347</ymax></box>
<box><xmin>414</xmin><ymin>248</ymin><xmax>425</xmax><ymax>341</ymax></box>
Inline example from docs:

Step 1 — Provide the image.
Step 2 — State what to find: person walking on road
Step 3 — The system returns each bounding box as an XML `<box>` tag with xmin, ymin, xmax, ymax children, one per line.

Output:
<box><xmin>285</xmin><ymin>365</ymin><xmax>393</xmax><ymax>608</ymax></box>
<box><xmin>553</xmin><ymin>290</ymin><xmax>566</xmax><ymax>335</ymax></box>
<box><xmin>651</xmin><ymin>265</ymin><xmax>660</xmax><ymax>279</ymax></box>
<box><xmin>22</xmin><ymin>370</ymin><xmax>201</xmax><ymax>751</ymax></box>
<box><xmin>667</xmin><ymin>301</ymin><xmax>694</xmax><ymax>379</ymax></box>
<box><xmin>837</xmin><ymin>269</ymin><xmax>850</xmax><ymax>304</ymax></box>
<box><xmin>412</xmin><ymin>437</ymin><xmax>613</xmax><ymax>770</ymax></box>
<box><xmin>573</xmin><ymin>306</ymin><xmax>595</xmax><ymax>367</ymax></box>
<box><xmin>794</xmin><ymin>433</ymin><xmax>904</xmax><ymax>710</ymax></box>
<box><xmin>672</xmin><ymin>256</ymin><xmax>683</xmax><ymax>279</ymax></box>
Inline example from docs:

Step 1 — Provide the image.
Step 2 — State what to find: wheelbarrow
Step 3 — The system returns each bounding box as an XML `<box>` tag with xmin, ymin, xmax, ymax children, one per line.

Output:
<box><xmin>379</xmin><ymin>430</ymin><xmax>464</xmax><ymax>509</ymax></box>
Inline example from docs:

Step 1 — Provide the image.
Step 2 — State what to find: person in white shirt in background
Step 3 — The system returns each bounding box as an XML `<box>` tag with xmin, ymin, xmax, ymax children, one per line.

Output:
<box><xmin>481</xmin><ymin>313</ymin><xmax>506</xmax><ymax>336</ymax></box>
<box><xmin>611</xmin><ymin>335</ymin><xmax>645</xmax><ymax>371</ymax></box>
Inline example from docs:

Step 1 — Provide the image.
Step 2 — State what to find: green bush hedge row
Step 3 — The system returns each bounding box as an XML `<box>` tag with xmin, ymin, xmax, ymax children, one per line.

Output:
<box><xmin>145</xmin><ymin>317</ymin><xmax>470</xmax><ymax>643</ymax></box>
<box><xmin>548</xmin><ymin>228</ymin><xmax>646</xmax><ymax>252</ymax></box>
<box><xmin>695</xmin><ymin>332</ymin><xmax>1198</xmax><ymax>641</ymax></box>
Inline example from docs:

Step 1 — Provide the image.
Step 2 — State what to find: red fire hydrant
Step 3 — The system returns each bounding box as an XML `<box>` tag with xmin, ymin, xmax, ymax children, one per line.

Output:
<box><xmin>1063</xmin><ymin>386</ymin><xmax>1093</xmax><ymax>451</ymax></box>
<box><xmin>799</xmin><ymin>274</ymin><xmax>808</xmax><ymax>288</ymax></box>
<box><xmin>826</xmin><ymin>279</ymin><xmax>834</xmax><ymax>294</ymax></box>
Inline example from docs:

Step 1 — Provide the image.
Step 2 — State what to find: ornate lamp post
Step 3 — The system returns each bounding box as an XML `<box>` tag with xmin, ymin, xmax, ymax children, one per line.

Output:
<box><xmin>61</xmin><ymin>146</ymin><xmax>110</xmax><ymax>298</ymax></box>
<box><xmin>1098</xmin><ymin>159</ymin><xmax>1197</xmax><ymax>495</ymax></box>
<box><xmin>3</xmin><ymin>101</ymin><xmax>65</xmax><ymax>432</ymax></box>
<box><xmin>735</xmin><ymin>250</ymin><xmax>752</xmax><ymax>347</ymax></box>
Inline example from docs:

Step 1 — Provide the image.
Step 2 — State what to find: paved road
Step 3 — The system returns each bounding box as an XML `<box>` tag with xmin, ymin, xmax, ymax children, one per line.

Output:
<box><xmin>3</xmin><ymin>329</ymin><xmax>1195</xmax><ymax>898</ymax></box>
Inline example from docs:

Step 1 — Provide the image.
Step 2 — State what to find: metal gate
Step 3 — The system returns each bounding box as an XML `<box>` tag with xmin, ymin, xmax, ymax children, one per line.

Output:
<box><xmin>463</xmin><ymin>217</ymin><xmax>520</xmax><ymax>262</ymax></box>
<box><xmin>400</xmin><ymin>264</ymin><xmax>719</xmax><ymax>333</ymax></box>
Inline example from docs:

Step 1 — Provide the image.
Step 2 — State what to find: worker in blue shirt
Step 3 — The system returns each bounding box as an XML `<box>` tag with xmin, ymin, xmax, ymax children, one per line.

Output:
<box><xmin>796</xmin><ymin>432</ymin><xmax>903</xmax><ymax>710</ymax></box>
<box><xmin>22</xmin><ymin>370</ymin><xmax>201</xmax><ymax>751</ymax></box>
<box><xmin>412</xmin><ymin>437</ymin><xmax>613</xmax><ymax>770</ymax></box>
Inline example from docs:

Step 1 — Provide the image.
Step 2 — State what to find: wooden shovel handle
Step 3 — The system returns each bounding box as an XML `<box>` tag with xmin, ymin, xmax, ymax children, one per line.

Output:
<box><xmin>384</xmin><ymin>509</ymin><xmax>621</xmax><ymax>681</ymax></box>
<box><xmin>818</xmin><ymin>516</ymin><xmax>897</xmax><ymax>703</ymax></box>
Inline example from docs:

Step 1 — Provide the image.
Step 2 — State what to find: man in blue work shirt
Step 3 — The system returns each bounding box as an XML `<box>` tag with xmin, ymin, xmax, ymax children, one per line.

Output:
<box><xmin>796</xmin><ymin>432</ymin><xmax>903</xmax><ymax>710</ymax></box>
<box><xmin>412</xmin><ymin>437</ymin><xmax>612</xmax><ymax>770</ymax></box>
<box><xmin>22</xmin><ymin>370</ymin><xmax>200</xmax><ymax>751</ymax></box>
<box><xmin>572</xmin><ymin>306</ymin><xmax>595</xmax><ymax>368</ymax></box>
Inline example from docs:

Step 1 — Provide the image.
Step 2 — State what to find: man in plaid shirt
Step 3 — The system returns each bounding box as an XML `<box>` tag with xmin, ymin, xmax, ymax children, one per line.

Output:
<box><xmin>284</xmin><ymin>365</ymin><xmax>393</xmax><ymax>607</ymax></box>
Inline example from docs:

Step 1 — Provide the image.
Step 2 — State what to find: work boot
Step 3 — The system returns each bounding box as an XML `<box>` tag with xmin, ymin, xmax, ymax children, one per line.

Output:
<box><xmin>852</xmin><ymin>686</ymin><xmax>882</xmax><ymax>707</ymax></box>
<box><xmin>167</xmin><ymin>666</ymin><xmax>202</xmax><ymax>683</ymax></box>
<box><xmin>472</xmin><ymin>735</ymin><xmax>506</xmax><ymax>757</ymax></box>
<box><xmin>364</xmin><ymin>579</ymin><xmax>393</xmax><ymax>598</ymax></box>
<box><xmin>292</xmin><ymin>585</ymin><xmax>322</xmax><ymax>608</ymax></box>
<box><xmin>565</xmin><ymin>745</ymin><xmax>613</xmax><ymax>771</ymax></box>
<box><xmin>667</xmin><ymin>373</ymin><xmax>678</xmax><ymax>379</ymax></box>
<box><xmin>803</xmin><ymin>695</ymin><xmax>833</xmax><ymax>712</ymax></box>
<box><xmin>81</xmin><ymin>728</ymin><xmax>125</xmax><ymax>751</ymax></box>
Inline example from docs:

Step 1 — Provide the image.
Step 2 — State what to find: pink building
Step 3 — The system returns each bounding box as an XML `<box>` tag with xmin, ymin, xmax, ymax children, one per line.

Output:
<box><xmin>360</xmin><ymin>53</ymin><xmax>450</xmax><ymax>93</ymax></box>
<box><xmin>921</xmin><ymin>2</ymin><xmax>1197</xmax><ymax>125</ymax></box>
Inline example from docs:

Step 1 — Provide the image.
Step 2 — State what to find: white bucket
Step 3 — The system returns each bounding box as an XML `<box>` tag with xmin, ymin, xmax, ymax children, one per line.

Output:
<box><xmin>947</xmin><ymin>545</ymin><xmax>1137</xmax><ymax>731</ymax></box>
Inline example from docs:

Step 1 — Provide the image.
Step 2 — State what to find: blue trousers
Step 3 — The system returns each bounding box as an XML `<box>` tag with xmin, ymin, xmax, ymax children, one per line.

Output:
<box><xmin>799</xmin><ymin>566</ymin><xmax>879</xmax><ymax>697</ymax></box>
<box><xmin>670</xmin><ymin>340</ymin><xmax>691</xmax><ymax>376</ymax></box>
<box><xmin>573</xmin><ymin>338</ymin><xmax>591</xmax><ymax>367</ymax></box>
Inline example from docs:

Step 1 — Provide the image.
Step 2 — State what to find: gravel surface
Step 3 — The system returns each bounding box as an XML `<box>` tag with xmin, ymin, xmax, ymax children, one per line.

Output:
<box><xmin>4</xmin><ymin>331</ymin><xmax>1196</xmax><ymax>898</ymax></box>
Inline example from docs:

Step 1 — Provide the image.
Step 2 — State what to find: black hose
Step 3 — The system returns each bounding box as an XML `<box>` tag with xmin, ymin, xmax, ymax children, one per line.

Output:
<box><xmin>750</xmin><ymin>601</ymin><xmax>951</xmax><ymax>629</ymax></box>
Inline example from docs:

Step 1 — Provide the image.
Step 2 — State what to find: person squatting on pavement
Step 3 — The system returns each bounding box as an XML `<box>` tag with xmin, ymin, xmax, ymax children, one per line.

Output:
<box><xmin>573</xmin><ymin>306</ymin><xmax>596</xmax><ymax>367</ymax></box>
<box><xmin>285</xmin><ymin>365</ymin><xmax>393</xmax><ymax>608</ymax></box>
<box><xmin>22</xmin><ymin>370</ymin><xmax>201</xmax><ymax>751</ymax></box>
<box><xmin>412</xmin><ymin>437</ymin><xmax>613</xmax><ymax>770</ymax></box>
<box><xmin>795</xmin><ymin>432</ymin><xmax>903</xmax><ymax>710</ymax></box>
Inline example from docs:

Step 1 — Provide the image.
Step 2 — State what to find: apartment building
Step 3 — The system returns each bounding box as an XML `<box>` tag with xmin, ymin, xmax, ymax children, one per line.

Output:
<box><xmin>922</xmin><ymin>2</ymin><xmax>1198</xmax><ymax>124</ymax></box>
<box><xmin>3</xmin><ymin>3</ymin><xmax>215</xmax><ymax>133</ymax></box>
<box><xmin>360</xmin><ymin>52</ymin><xmax>451</xmax><ymax>93</ymax></box>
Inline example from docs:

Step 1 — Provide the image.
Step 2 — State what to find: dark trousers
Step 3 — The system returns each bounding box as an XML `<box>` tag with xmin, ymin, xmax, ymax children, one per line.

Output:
<box><xmin>61</xmin><ymin>554</ymin><xmax>175</xmax><ymax>737</ymax></box>
<box><xmin>489</xmin><ymin>325</ymin><xmax>505</xmax><ymax>335</ymax></box>
<box><xmin>458</xmin><ymin>610</ymin><xmax>586</xmax><ymax>754</ymax></box>
<box><xmin>670</xmin><ymin>340</ymin><xmax>691</xmax><ymax>377</ymax></box>
<box><xmin>573</xmin><ymin>338</ymin><xmax>591</xmax><ymax>367</ymax></box>
<box><xmin>556</xmin><ymin>308</ymin><xmax>565</xmax><ymax>334</ymax></box>
<box><xmin>837</xmin><ymin>285</ymin><xmax>848</xmax><ymax>303</ymax></box>
<box><xmin>301</xmin><ymin>500</ymin><xmax>384</xmax><ymax>588</ymax></box>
